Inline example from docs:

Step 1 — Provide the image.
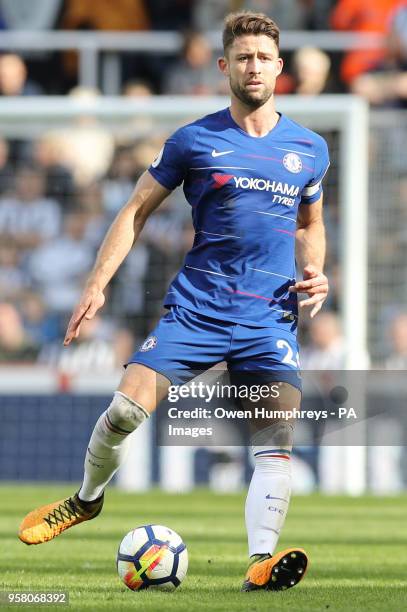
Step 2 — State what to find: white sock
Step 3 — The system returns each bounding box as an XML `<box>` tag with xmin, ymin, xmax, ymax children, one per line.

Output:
<box><xmin>245</xmin><ymin>448</ymin><xmax>291</xmax><ymax>557</ymax></box>
<box><xmin>79</xmin><ymin>392</ymin><xmax>149</xmax><ymax>502</ymax></box>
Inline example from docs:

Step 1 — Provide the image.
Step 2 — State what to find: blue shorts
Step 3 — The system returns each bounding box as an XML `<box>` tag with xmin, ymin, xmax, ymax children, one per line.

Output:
<box><xmin>128</xmin><ymin>305</ymin><xmax>301</xmax><ymax>390</ymax></box>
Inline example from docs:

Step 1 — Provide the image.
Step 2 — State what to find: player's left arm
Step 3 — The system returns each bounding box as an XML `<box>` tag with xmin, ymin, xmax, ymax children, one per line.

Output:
<box><xmin>289</xmin><ymin>195</ymin><xmax>328</xmax><ymax>318</ymax></box>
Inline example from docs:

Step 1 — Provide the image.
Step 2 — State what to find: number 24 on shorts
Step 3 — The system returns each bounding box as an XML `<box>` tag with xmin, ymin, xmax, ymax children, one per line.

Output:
<box><xmin>277</xmin><ymin>338</ymin><xmax>300</xmax><ymax>368</ymax></box>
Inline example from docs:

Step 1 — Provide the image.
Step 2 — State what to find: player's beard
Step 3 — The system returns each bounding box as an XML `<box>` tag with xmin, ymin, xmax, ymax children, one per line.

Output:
<box><xmin>229</xmin><ymin>77</ymin><xmax>273</xmax><ymax>109</ymax></box>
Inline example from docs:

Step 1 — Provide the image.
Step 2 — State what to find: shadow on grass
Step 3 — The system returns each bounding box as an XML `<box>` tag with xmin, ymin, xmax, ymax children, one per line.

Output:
<box><xmin>2</xmin><ymin>530</ymin><xmax>406</xmax><ymax>547</ymax></box>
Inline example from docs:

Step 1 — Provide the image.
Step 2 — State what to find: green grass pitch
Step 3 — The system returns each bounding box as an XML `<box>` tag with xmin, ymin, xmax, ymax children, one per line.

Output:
<box><xmin>1</xmin><ymin>485</ymin><xmax>406</xmax><ymax>611</ymax></box>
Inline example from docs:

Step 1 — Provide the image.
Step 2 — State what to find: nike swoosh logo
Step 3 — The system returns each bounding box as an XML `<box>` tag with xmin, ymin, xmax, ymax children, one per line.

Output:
<box><xmin>211</xmin><ymin>149</ymin><xmax>234</xmax><ymax>157</ymax></box>
<box><xmin>265</xmin><ymin>495</ymin><xmax>289</xmax><ymax>501</ymax></box>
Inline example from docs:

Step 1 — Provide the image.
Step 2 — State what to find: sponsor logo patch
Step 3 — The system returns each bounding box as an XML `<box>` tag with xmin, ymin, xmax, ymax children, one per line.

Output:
<box><xmin>211</xmin><ymin>173</ymin><xmax>299</xmax><ymax>206</ymax></box>
<box><xmin>212</xmin><ymin>173</ymin><xmax>234</xmax><ymax>188</ymax></box>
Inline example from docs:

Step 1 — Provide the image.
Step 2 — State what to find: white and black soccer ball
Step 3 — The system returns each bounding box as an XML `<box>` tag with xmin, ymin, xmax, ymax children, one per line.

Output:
<box><xmin>117</xmin><ymin>524</ymin><xmax>188</xmax><ymax>591</ymax></box>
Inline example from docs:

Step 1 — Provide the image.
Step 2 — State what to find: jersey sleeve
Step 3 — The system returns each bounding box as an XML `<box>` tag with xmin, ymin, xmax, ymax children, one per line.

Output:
<box><xmin>301</xmin><ymin>136</ymin><xmax>330</xmax><ymax>204</ymax></box>
<box><xmin>148</xmin><ymin>126</ymin><xmax>192</xmax><ymax>191</ymax></box>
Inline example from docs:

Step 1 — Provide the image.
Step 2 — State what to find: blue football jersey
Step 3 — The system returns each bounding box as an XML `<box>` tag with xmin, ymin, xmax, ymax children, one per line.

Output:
<box><xmin>148</xmin><ymin>107</ymin><xmax>329</xmax><ymax>333</ymax></box>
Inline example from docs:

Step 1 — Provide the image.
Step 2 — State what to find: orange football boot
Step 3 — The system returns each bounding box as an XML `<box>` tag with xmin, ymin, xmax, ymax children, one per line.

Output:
<box><xmin>18</xmin><ymin>492</ymin><xmax>103</xmax><ymax>545</ymax></box>
<box><xmin>241</xmin><ymin>548</ymin><xmax>308</xmax><ymax>591</ymax></box>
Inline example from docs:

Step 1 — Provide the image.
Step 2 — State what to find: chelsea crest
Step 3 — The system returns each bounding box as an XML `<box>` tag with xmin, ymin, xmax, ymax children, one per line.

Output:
<box><xmin>283</xmin><ymin>153</ymin><xmax>303</xmax><ymax>174</ymax></box>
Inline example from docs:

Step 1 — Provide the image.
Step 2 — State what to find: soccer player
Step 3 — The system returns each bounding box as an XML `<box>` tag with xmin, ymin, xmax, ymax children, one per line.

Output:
<box><xmin>19</xmin><ymin>11</ymin><xmax>329</xmax><ymax>593</ymax></box>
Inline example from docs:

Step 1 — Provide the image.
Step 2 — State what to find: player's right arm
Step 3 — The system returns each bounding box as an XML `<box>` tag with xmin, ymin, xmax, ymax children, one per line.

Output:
<box><xmin>63</xmin><ymin>171</ymin><xmax>170</xmax><ymax>345</ymax></box>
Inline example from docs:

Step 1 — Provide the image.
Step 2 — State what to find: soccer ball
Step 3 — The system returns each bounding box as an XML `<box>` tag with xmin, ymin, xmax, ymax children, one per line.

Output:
<box><xmin>117</xmin><ymin>524</ymin><xmax>188</xmax><ymax>591</ymax></box>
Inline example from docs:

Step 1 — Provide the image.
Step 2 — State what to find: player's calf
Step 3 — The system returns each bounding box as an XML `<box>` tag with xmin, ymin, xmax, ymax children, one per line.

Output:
<box><xmin>243</xmin><ymin>409</ymin><xmax>308</xmax><ymax>592</ymax></box>
<box><xmin>79</xmin><ymin>391</ymin><xmax>150</xmax><ymax>501</ymax></box>
<box><xmin>18</xmin><ymin>391</ymin><xmax>151</xmax><ymax>545</ymax></box>
<box><xmin>245</xmin><ymin>420</ymin><xmax>294</xmax><ymax>556</ymax></box>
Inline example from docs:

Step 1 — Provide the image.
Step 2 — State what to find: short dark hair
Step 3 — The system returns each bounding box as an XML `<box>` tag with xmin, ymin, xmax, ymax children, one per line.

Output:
<box><xmin>222</xmin><ymin>11</ymin><xmax>280</xmax><ymax>55</ymax></box>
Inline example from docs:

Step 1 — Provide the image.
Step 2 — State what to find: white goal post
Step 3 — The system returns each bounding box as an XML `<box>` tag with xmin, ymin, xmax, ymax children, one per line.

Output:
<box><xmin>0</xmin><ymin>95</ymin><xmax>369</xmax><ymax>493</ymax></box>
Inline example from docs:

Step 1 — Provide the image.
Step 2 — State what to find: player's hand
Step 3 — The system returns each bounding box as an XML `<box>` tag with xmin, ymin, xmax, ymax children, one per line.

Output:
<box><xmin>288</xmin><ymin>264</ymin><xmax>328</xmax><ymax>318</ymax></box>
<box><xmin>63</xmin><ymin>286</ymin><xmax>105</xmax><ymax>345</ymax></box>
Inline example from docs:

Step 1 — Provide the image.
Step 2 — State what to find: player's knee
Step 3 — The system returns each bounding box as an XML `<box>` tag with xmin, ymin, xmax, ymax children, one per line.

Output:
<box><xmin>251</xmin><ymin>420</ymin><xmax>294</xmax><ymax>455</ymax></box>
<box><xmin>107</xmin><ymin>391</ymin><xmax>150</xmax><ymax>431</ymax></box>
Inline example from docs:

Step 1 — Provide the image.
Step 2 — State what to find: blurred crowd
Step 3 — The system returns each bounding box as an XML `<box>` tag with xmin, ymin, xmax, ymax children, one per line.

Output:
<box><xmin>0</xmin><ymin>0</ymin><xmax>405</xmax><ymax>105</ymax></box>
<box><xmin>0</xmin><ymin>120</ymin><xmax>195</xmax><ymax>370</ymax></box>
<box><xmin>0</xmin><ymin>0</ymin><xmax>407</xmax><ymax>371</ymax></box>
